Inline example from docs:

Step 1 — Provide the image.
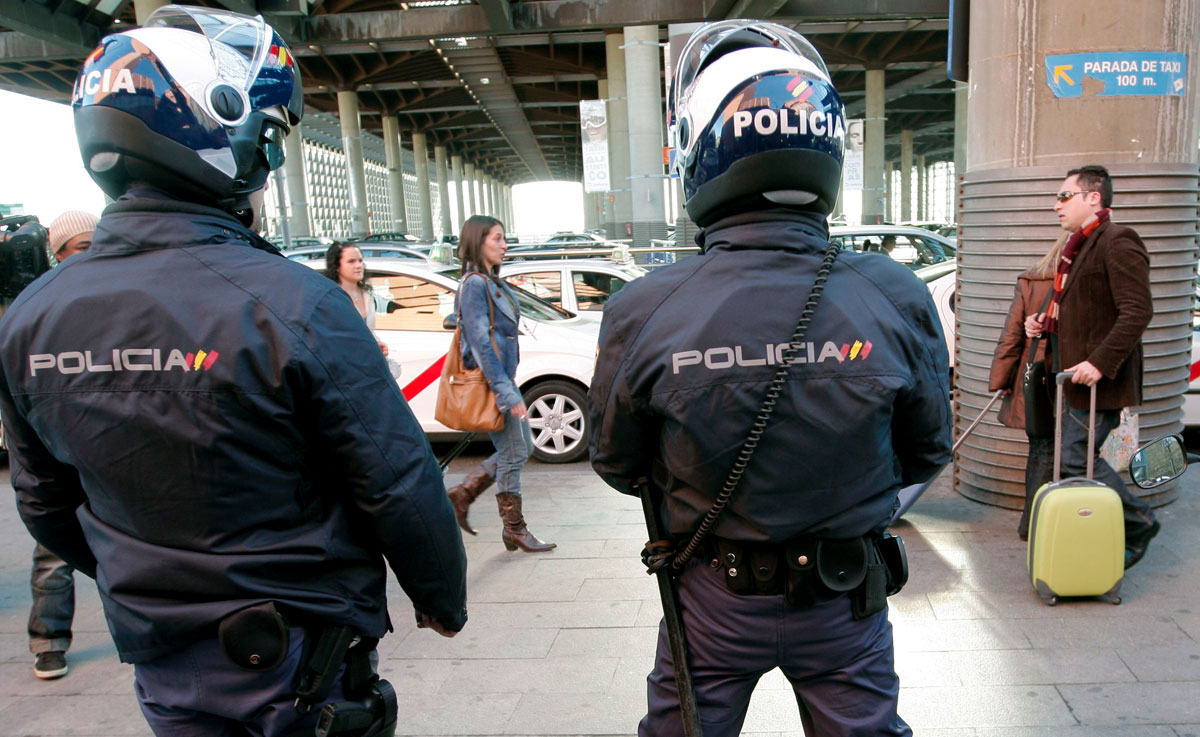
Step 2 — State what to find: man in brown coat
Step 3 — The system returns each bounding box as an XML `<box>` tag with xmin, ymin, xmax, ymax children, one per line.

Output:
<box><xmin>1025</xmin><ymin>165</ymin><xmax>1158</xmax><ymax>568</ymax></box>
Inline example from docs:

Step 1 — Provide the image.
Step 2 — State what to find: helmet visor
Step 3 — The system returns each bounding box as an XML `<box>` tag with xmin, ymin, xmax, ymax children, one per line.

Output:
<box><xmin>146</xmin><ymin>6</ymin><xmax>269</xmax><ymax>93</ymax></box>
<box><xmin>674</xmin><ymin>21</ymin><xmax>829</xmax><ymax>110</ymax></box>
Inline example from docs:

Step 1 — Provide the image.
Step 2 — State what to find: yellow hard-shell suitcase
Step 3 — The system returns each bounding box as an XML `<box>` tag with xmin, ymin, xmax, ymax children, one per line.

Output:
<box><xmin>1026</xmin><ymin>374</ymin><xmax>1123</xmax><ymax>606</ymax></box>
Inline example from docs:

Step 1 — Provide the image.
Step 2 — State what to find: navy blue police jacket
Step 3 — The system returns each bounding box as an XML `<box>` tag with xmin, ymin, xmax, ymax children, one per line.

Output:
<box><xmin>0</xmin><ymin>190</ymin><xmax>468</xmax><ymax>663</ymax></box>
<box><xmin>589</xmin><ymin>210</ymin><xmax>952</xmax><ymax>541</ymax></box>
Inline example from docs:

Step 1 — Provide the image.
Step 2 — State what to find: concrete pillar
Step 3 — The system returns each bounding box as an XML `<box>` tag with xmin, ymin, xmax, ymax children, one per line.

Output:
<box><xmin>955</xmin><ymin>0</ymin><xmax>1200</xmax><ymax>509</ymax></box>
<box><xmin>412</xmin><ymin>131</ymin><xmax>434</xmax><ymax>241</ymax></box>
<box><xmin>464</xmin><ymin>162</ymin><xmax>477</xmax><ymax>219</ymax></box>
<box><xmin>606</xmin><ymin>32</ymin><xmax>633</xmax><ymax>239</ymax></box>
<box><xmin>487</xmin><ymin>176</ymin><xmax>497</xmax><ymax>217</ymax></box>
<box><xmin>953</xmin><ymin>82</ymin><xmax>967</xmax><ymax>221</ymax></box>
<box><xmin>505</xmin><ymin>186</ymin><xmax>515</xmax><ymax>231</ymax></box>
<box><xmin>917</xmin><ymin>154</ymin><xmax>927</xmax><ymax>220</ymax></box>
<box><xmin>624</xmin><ymin>25</ymin><xmax>667</xmax><ymax>246</ymax></box>
<box><xmin>884</xmin><ymin>161</ymin><xmax>894</xmax><ymax>223</ymax></box>
<box><xmin>449</xmin><ymin>154</ymin><xmax>464</xmax><ymax>230</ymax></box>
<box><xmin>336</xmin><ymin>90</ymin><xmax>370</xmax><ymax>238</ymax></box>
<box><xmin>434</xmin><ymin>145</ymin><xmax>451</xmax><ymax>238</ymax></box>
<box><xmin>382</xmin><ymin>115</ymin><xmax>408</xmax><ymax>235</ymax></box>
<box><xmin>282</xmin><ymin>125</ymin><xmax>311</xmax><ymax>238</ymax></box>
<box><xmin>133</xmin><ymin>0</ymin><xmax>168</xmax><ymax>24</ymax></box>
<box><xmin>862</xmin><ymin>69</ymin><xmax>887</xmax><ymax>224</ymax></box>
<box><xmin>899</xmin><ymin>130</ymin><xmax>914</xmax><ymax>222</ymax></box>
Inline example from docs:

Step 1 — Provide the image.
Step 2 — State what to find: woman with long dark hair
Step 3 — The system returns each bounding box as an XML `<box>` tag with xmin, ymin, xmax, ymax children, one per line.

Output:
<box><xmin>324</xmin><ymin>242</ymin><xmax>390</xmax><ymax>359</ymax></box>
<box><xmin>989</xmin><ymin>233</ymin><xmax>1067</xmax><ymax>539</ymax></box>
<box><xmin>445</xmin><ymin>215</ymin><xmax>555</xmax><ymax>553</ymax></box>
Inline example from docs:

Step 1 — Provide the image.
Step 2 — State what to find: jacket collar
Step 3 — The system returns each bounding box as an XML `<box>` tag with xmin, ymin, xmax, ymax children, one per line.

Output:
<box><xmin>697</xmin><ymin>209</ymin><xmax>830</xmax><ymax>255</ymax></box>
<box><xmin>93</xmin><ymin>188</ymin><xmax>281</xmax><ymax>257</ymax></box>
<box><xmin>1058</xmin><ymin>218</ymin><xmax>1111</xmax><ymax>301</ymax></box>
<box><xmin>463</xmin><ymin>268</ymin><xmax>518</xmax><ymax>323</ymax></box>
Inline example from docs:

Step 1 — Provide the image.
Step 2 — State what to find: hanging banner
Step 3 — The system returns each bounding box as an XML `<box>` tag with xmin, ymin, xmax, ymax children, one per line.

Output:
<box><xmin>580</xmin><ymin>100</ymin><xmax>610</xmax><ymax>193</ymax></box>
<box><xmin>842</xmin><ymin>118</ymin><xmax>864</xmax><ymax>190</ymax></box>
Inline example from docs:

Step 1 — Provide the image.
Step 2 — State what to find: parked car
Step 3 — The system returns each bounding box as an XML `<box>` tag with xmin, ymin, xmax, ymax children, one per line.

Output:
<box><xmin>284</xmin><ymin>243</ymin><xmax>434</xmax><ymax>264</ymax></box>
<box><xmin>507</xmin><ymin>232</ymin><xmax>629</xmax><ymax>262</ymax></box>
<box><xmin>830</xmin><ymin>225</ymin><xmax>957</xmax><ymax>270</ymax></box>
<box><xmin>499</xmin><ymin>260</ymin><xmax>647</xmax><ymax>313</ymax></box>
<box><xmin>305</xmin><ymin>260</ymin><xmax>599</xmax><ymax>463</ymax></box>
<box><xmin>268</xmin><ymin>235</ymin><xmax>331</xmax><ymax>249</ymax></box>
<box><xmin>356</xmin><ymin>232</ymin><xmax>426</xmax><ymax>244</ymax></box>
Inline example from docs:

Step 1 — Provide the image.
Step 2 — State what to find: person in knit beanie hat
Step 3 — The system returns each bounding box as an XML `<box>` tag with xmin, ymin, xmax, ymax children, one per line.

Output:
<box><xmin>47</xmin><ymin>211</ymin><xmax>99</xmax><ymax>262</ymax></box>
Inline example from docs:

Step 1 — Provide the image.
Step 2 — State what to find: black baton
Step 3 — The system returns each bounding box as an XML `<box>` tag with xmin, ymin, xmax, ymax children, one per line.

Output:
<box><xmin>637</xmin><ymin>479</ymin><xmax>703</xmax><ymax>737</ymax></box>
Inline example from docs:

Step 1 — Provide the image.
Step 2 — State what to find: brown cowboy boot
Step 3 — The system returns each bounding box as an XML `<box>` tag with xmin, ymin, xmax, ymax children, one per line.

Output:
<box><xmin>496</xmin><ymin>492</ymin><xmax>556</xmax><ymax>553</ymax></box>
<box><xmin>446</xmin><ymin>470</ymin><xmax>494</xmax><ymax>535</ymax></box>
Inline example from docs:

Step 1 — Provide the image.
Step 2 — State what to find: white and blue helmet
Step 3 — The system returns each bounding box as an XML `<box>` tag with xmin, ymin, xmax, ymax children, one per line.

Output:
<box><xmin>670</xmin><ymin>21</ymin><xmax>845</xmax><ymax>225</ymax></box>
<box><xmin>73</xmin><ymin>6</ymin><xmax>303</xmax><ymax>218</ymax></box>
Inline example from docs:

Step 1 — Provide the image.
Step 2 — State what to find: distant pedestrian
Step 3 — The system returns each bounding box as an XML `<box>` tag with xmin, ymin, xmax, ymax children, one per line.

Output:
<box><xmin>25</xmin><ymin>210</ymin><xmax>99</xmax><ymax>681</ymax></box>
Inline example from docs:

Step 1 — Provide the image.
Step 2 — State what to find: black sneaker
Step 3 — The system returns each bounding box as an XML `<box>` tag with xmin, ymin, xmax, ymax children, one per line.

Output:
<box><xmin>1124</xmin><ymin>520</ymin><xmax>1161</xmax><ymax>570</ymax></box>
<box><xmin>33</xmin><ymin>651</ymin><xmax>68</xmax><ymax>680</ymax></box>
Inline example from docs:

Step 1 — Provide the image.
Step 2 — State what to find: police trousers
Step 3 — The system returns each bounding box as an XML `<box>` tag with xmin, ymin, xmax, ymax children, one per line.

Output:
<box><xmin>642</xmin><ymin>557</ymin><xmax>910</xmax><ymax>737</ymax></box>
<box><xmin>133</xmin><ymin>628</ymin><xmax>345</xmax><ymax>737</ymax></box>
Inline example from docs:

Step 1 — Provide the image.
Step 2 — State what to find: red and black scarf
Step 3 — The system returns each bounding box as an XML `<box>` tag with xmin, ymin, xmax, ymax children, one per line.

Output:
<box><xmin>1044</xmin><ymin>208</ymin><xmax>1110</xmax><ymax>334</ymax></box>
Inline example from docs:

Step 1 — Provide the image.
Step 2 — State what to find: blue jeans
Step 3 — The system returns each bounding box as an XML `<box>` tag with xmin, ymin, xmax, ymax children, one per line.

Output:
<box><xmin>480</xmin><ymin>409</ymin><xmax>534</xmax><ymax>495</ymax></box>
<box><xmin>134</xmin><ymin>629</ymin><xmax>348</xmax><ymax>737</ymax></box>
<box><xmin>642</xmin><ymin>559</ymin><xmax>909</xmax><ymax>737</ymax></box>
<box><xmin>29</xmin><ymin>543</ymin><xmax>74</xmax><ymax>654</ymax></box>
<box><xmin>1060</xmin><ymin>406</ymin><xmax>1156</xmax><ymax>536</ymax></box>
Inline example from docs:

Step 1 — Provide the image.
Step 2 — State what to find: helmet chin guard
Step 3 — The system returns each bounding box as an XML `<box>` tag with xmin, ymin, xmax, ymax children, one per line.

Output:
<box><xmin>72</xmin><ymin>5</ymin><xmax>302</xmax><ymax>212</ymax></box>
<box><xmin>669</xmin><ymin>21</ymin><xmax>845</xmax><ymax>226</ymax></box>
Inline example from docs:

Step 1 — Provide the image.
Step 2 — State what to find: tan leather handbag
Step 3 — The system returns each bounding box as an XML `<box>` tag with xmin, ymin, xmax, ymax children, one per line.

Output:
<box><xmin>435</xmin><ymin>274</ymin><xmax>506</xmax><ymax>433</ymax></box>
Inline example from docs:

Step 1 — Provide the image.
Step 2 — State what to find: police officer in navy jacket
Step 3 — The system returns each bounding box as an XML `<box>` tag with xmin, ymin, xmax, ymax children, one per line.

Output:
<box><xmin>0</xmin><ymin>7</ymin><xmax>466</xmax><ymax>734</ymax></box>
<box><xmin>589</xmin><ymin>21</ymin><xmax>951</xmax><ymax>737</ymax></box>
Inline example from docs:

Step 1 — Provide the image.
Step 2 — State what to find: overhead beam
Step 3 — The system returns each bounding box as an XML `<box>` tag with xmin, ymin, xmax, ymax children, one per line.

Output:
<box><xmin>302</xmin><ymin>0</ymin><xmax>720</xmax><ymax>44</ymax></box>
<box><xmin>726</xmin><ymin>0</ymin><xmax>789</xmax><ymax>18</ymax></box>
<box><xmin>475</xmin><ymin>0</ymin><xmax>513</xmax><ymax>32</ymax></box>
<box><xmin>0</xmin><ymin>0</ymin><xmax>103</xmax><ymax>53</ymax></box>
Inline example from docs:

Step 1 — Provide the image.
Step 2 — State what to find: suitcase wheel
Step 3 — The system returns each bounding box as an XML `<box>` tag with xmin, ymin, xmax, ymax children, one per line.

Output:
<box><xmin>1044</xmin><ymin>595</ymin><xmax>1058</xmax><ymax>607</ymax></box>
<box><xmin>1109</xmin><ymin>595</ymin><xmax>1122</xmax><ymax>605</ymax></box>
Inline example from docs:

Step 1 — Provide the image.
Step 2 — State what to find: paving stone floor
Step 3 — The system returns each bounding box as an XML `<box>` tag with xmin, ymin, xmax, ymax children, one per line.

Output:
<box><xmin>0</xmin><ymin>449</ymin><xmax>1197</xmax><ymax>736</ymax></box>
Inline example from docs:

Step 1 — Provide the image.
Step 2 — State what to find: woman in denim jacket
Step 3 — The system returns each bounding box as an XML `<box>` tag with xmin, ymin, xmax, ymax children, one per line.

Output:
<box><xmin>445</xmin><ymin>215</ymin><xmax>555</xmax><ymax>553</ymax></box>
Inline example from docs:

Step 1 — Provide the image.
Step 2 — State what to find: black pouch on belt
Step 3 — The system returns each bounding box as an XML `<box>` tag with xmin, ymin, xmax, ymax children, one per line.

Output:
<box><xmin>876</xmin><ymin>533</ymin><xmax>909</xmax><ymax>596</ymax></box>
<box><xmin>851</xmin><ymin>542</ymin><xmax>889</xmax><ymax>621</ymax></box>
<box><xmin>783</xmin><ymin>537</ymin><xmax>820</xmax><ymax>607</ymax></box>
<box><xmin>218</xmin><ymin>601</ymin><xmax>290</xmax><ymax>672</ymax></box>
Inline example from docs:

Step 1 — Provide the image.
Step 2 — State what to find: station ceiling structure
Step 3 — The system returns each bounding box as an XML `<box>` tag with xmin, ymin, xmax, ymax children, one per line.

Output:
<box><xmin>0</xmin><ymin>0</ymin><xmax>955</xmax><ymax>186</ymax></box>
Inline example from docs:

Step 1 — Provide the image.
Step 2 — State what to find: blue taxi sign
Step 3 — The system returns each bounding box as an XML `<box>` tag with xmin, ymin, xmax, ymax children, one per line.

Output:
<box><xmin>1045</xmin><ymin>51</ymin><xmax>1186</xmax><ymax>98</ymax></box>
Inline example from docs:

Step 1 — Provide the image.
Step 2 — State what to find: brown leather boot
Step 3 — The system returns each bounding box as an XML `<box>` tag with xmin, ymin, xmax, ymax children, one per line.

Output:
<box><xmin>446</xmin><ymin>470</ymin><xmax>494</xmax><ymax>535</ymax></box>
<box><xmin>496</xmin><ymin>492</ymin><xmax>556</xmax><ymax>552</ymax></box>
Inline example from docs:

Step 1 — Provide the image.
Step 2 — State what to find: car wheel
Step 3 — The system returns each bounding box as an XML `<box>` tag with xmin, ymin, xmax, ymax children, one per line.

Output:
<box><xmin>524</xmin><ymin>380</ymin><xmax>588</xmax><ymax>464</ymax></box>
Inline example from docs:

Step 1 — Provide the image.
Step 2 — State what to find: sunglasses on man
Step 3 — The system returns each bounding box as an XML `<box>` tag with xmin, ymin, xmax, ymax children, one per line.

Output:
<box><xmin>1055</xmin><ymin>189</ymin><xmax>1097</xmax><ymax>203</ymax></box>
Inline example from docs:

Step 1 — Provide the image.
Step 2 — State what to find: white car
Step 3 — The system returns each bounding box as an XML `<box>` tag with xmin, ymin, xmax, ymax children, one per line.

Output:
<box><xmin>499</xmin><ymin>259</ymin><xmax>647</xmax><ymax>313</ymax></box>
<box><xmin>830</xmin><ymin>225</ymin><xmax>957</xmax><ymax>270</ymax></box>
<box><xmin>308</xmin><ymin>260</ymin><xmax>599</xmax><ymax>463</ymax></box>
<box><xmin>927</xmin><ymin>270</ymin><xmax>1200</xmax><ymax>427</ymax></box>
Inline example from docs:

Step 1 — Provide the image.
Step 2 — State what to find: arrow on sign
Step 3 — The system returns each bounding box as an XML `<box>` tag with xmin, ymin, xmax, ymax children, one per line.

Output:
<box><xmin>1054</xmin><ymin>65</ymin><xmax>1075</xmax><ymax>85</ymax></box>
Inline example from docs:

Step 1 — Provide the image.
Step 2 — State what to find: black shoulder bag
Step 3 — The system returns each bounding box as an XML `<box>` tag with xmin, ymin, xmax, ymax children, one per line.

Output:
<box><xmin>1022</xmin><ymin>290</ymin><xmax>1056</xmax><ymax>438</ymax></box>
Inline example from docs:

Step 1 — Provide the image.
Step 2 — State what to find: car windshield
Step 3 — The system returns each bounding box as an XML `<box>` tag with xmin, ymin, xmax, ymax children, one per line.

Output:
<box><xmin>441</xmin><ymin>269</ymin><xmax>576</xmax><ymax>321</ymax></box>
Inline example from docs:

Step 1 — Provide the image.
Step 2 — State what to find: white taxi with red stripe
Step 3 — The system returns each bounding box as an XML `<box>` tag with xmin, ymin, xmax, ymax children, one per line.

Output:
<box><xmin>310</xmin><ymin>260</ymin><xmax>599</xmax><ymax>463</ymax></box>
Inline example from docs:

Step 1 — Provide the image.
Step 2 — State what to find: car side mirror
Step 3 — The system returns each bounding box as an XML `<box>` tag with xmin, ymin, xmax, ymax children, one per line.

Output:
<box><xmin>442</xmin><ymin>313</ymin><xmax>457</xmax><ymax>330</ymax></box>
<box><xmin>1129</xmin><ymin>435</ymin><xmax>1188</xmax><ymax>489</ymax></box>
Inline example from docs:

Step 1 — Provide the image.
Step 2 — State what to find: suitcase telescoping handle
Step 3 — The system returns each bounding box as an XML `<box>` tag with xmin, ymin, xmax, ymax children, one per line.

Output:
<box><xmin>1053</xmin><ymin>372</ymin><xmax>1097</xmax><ymax>483</ymax></box>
